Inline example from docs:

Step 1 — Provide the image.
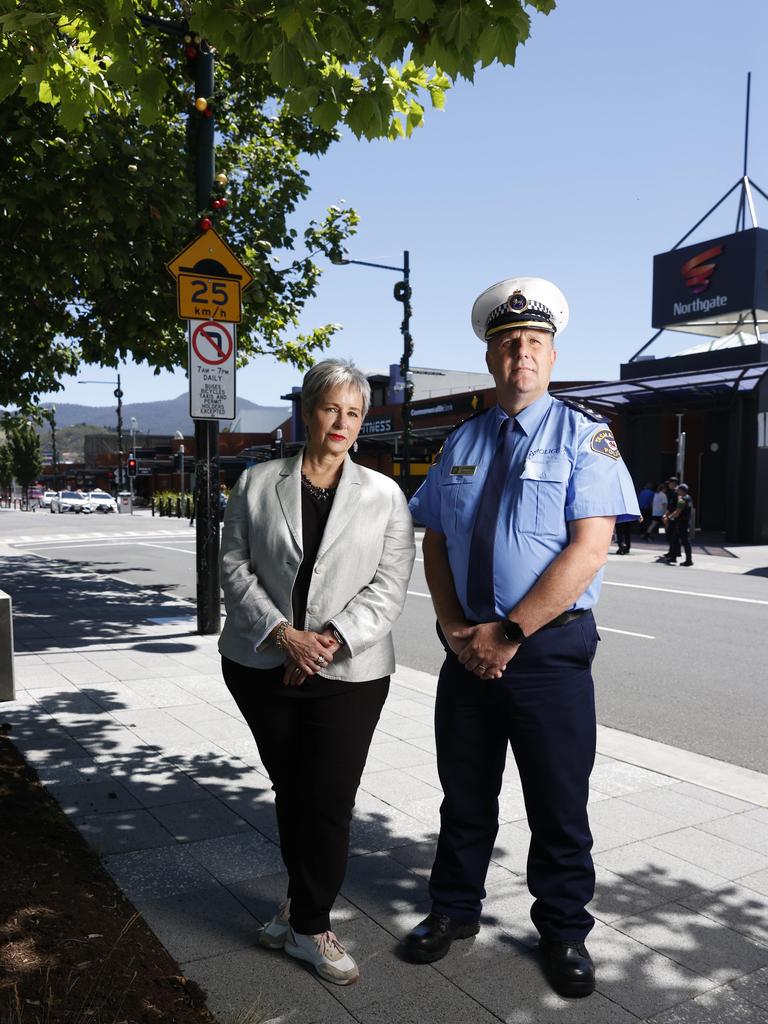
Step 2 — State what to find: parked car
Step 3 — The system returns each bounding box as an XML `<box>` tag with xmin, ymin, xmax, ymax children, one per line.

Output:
<box><xmin>41</xmin><ymin>490</ymin><xmax>58</xmax><ymax>508</ymax></box>
<box><xmin>50</xmin><ymin>490</ymin><xmax>92</xmax><ymax>514</ymax></box>
<box><xmin>85</xmin><ymin>490</ymin><xmax>117</xmax><ymax>513</ymax></box>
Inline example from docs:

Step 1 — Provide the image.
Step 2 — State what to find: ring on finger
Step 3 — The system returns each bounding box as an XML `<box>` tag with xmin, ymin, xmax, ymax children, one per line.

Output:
<box><xmin>315</xmin><ymin>655</ymin><xmax>325</xmax><ymax>666</ymax></box>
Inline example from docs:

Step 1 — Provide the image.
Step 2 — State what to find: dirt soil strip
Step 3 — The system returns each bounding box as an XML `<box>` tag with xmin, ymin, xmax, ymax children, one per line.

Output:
<box><xmin>0</xmin><ymin>732</ymin><xmax>218</xmax><ymax>1024</ymax></box>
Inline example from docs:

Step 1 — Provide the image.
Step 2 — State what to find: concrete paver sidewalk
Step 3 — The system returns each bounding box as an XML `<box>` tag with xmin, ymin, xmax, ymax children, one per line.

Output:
<box><xmin>3</xmin><ymin>554</ymin><xmax>768</xmax><ymax>1024</ymax></box>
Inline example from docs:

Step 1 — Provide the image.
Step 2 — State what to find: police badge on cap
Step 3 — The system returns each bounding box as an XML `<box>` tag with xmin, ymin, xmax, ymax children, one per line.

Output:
<box><xmin>471</xmin><ymin>277</ymin><xmax>569</xmax><ymax>342</ymax></box>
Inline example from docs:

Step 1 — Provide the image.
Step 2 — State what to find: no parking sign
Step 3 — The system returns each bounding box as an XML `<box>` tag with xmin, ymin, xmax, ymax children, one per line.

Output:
<box><xmin>188</xmin><ymin>319</ymin><xmax>236</xmax><ymax>420</ymax></box>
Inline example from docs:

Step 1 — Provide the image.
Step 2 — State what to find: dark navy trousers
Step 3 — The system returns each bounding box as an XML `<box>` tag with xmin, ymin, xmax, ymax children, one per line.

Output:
<box><xmin>429</xmin><ymin>613</ymin><xmax>599</xmax><ymax>942</ymax></box>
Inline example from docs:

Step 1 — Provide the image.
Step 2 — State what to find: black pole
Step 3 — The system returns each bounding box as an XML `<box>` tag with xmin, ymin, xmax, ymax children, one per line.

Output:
<box><xmin>50</xmin><ymin>407</ymin><xmax>57</xmax><ymax>486</ymax></box>
<box><xmin>400</xmin><ymin>250</ymin><xmax>413</xmax><ymax>496</ymax></box>
<box><xmin>743</xmin><ymin>71</ymin><xmax>751</xmax><ymax>180</ymax></box>
<box><xmin>192</xmin><ymin>44</ymin><xmax>220</xmax><ymax>635</ymax></box>
<box><xmin>115</xmin><ymin>372</ymin><xmax>124</xmax><ymax>490</ymax></box>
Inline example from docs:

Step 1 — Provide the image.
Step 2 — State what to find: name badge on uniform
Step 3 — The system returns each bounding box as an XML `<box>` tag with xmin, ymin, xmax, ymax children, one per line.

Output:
<box><xmin>450</xmin><ymin>465</ymin><xmax>477</xmax><ymax>476</ymax></box>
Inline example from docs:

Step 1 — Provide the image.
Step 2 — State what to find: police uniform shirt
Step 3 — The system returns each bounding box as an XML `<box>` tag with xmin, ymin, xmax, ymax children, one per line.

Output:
<box><xmin>408</xmin><ymin>392</ymin><xmax>640</xmax><ymax>620</ymax></box>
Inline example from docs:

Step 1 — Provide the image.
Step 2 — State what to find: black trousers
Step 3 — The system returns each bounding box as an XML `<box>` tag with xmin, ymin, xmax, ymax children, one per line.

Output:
<box><xmin>615</xmin><ymin>522</ymin><xmax>632</xmax><ymax>551</ymax></box>
<box><xmin>222</xmin><ymin>656</ymin><xmax>389</xmax><ymax>934</ymax></box>
<box><xmin>664</xmin><ymin>518</ymin><xmax>678</xmax><ymax>556</ymax></box>
<box><xmin>429</xmin><ymin>613</ymin><xmax>599</xmax><ymax>942</ymax></box>
<box><xmin>668</xmin><ymin>524</ymin><xmax>691</xmax><ymax>562</ymax></box>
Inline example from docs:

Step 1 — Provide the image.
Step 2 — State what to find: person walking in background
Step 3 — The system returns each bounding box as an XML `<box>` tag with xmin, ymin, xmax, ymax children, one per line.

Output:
<box><xmin>218</xmin><ymin>358</ymin><xmax>415</xmax><ymax>986</ymax></box>
<box><xmin>403</xmin><ymin>276</ymin><xmax>639</xmax><ymax>998</ymax></box>
<box><xmin>656</xmin><ymin>476</ymin><xmax>679</xmax><ymax>562</ymax></box>
<box><xmin>643</xmin><ymin>483</ymin><xmax>668</xmax><ymax>539</ymax></box>
<box><xmin>636</xmin><ymin>482</ymin><xmax>654</xmax><ymax>540</ymax></box>
<box><xmin>614</xmin><ymin>519</ymin><xmax>632</xmax><ymax>555</ymax></box>
<box><xmin>664</xmin><ymin>483</ymin><xmax>693</xmax><ymax>566</ymax></box>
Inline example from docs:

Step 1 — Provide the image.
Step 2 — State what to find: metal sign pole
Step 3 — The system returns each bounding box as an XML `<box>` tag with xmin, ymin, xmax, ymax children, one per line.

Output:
<box><xmin>193</xmin><ymin>46</ymin><xmax>220</xmax><ymax>635</ymax></box>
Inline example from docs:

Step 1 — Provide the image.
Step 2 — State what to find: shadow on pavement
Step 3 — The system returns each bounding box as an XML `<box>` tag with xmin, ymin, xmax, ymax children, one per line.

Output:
<box><xmin>1</xmin><ymin>555</ymin><xmax>196</xmax><ymax>649</ymax></box>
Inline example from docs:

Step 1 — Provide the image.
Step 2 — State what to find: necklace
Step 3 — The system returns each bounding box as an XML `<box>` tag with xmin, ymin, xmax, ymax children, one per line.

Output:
<box><xmin>301</xmin><ymin>472</ymin><xmax>337</xmax><ymax>502</ymax></box>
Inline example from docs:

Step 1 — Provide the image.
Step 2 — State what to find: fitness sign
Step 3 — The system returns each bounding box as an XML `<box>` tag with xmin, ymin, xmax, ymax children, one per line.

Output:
<box><xmin>188</xmin><ymin>319</ymin><xmax>236</xmax><ymax>420</ymax></box>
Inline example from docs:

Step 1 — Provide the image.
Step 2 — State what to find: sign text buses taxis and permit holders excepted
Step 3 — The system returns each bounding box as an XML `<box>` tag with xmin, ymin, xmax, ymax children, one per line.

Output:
<box><xmin>166</xmin><ymin>228</ymin><xmax>254</xmax><ymax>324</ymax></box>
<box><xmin>188</xmin><ymin>319</ymin><xmax>236</xmax><ymax>421</ymax></box>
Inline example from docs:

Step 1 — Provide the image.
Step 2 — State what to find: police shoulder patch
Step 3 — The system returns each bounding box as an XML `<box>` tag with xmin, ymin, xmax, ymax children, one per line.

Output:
<box><xmin>557</xmin><ymin>397</ymin><xmax>607</xmax><ymax>423</ymax></box>
<box><xmin>590</xmin><ymin>427</ymin><xmax>621</xmax><ymax>460</ymax></box>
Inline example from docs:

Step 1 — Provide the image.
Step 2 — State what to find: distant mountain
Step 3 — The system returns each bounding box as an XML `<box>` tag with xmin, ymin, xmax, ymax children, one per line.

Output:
<box><xmin>10</xmin><ymin>394</ymin><xmax>287</xmax><ymax>437</ymax></box>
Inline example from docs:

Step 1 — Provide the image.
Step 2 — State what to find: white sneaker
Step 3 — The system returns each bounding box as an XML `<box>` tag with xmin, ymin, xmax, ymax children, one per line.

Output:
<box><xmin>258</xmin><ymin>898</ymin><xmax>291</xmax><ymax>949</ymax></box>
<box><xmin>284</xmin><ymin>927</ymin><xmax>359</xmax><ymax>985</ymax></box>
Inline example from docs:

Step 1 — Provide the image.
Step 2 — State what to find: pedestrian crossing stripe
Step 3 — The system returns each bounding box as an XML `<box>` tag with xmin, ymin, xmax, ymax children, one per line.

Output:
<box><xmin>10</xmin><ymin>530</ymin><xmax>193</xmax><ymax>545</ymax></box>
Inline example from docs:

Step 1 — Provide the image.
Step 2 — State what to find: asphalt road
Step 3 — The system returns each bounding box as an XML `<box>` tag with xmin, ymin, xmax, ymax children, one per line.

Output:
<box><xmin>3</xmin><ymin>508</ymin><xmax>768</xmax><ymax>773</ymax></box>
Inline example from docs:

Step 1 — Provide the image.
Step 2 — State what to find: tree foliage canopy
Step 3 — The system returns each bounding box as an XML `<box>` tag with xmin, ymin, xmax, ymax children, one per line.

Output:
<box><xmin>0</xmin><ymin>62</ymin><xmax>358</xmax><ymax>409</ymax></box>
<box><xmin>0</xmin><ymin>0</ymin><xmax>556</xmax><ymax>409</ymax></box>
<box><xmin>1</xmin><ymin>0</ymin><xmax>555</xmax><ymax>135</ymax></box>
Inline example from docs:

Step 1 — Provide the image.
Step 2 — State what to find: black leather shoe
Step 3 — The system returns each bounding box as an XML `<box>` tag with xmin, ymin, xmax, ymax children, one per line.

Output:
<box><xmin>403</xmin><ymin>912</ymin><xmax>480</xmax><ymax>963</ymax></box>
<box><xmin>538</xmin><ymin>938</ymin><xmax>595</xmax><ymax>997</ymax></box>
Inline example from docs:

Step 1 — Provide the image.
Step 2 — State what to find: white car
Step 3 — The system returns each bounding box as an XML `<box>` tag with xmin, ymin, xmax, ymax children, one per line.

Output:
<box><xmin>50</xmin><ymin>490</ymin><xmax>92</xmax><ymax>514</ymax></box>
<box><xmin>85</xmin><ymin>490</ymin><xmax>118</xmax><ymax>513</ymax></box>
<box><xmin>41</xmin><ymin>490</ymin><xmax>57</xmax><ymax>508</ymax></box>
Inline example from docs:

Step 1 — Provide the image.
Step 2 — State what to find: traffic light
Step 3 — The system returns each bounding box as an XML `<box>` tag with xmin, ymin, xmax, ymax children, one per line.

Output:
<box><xmin>127</xmin><ymin>455</ymin><xmax>137</xmax><ymax>478</ymax></box>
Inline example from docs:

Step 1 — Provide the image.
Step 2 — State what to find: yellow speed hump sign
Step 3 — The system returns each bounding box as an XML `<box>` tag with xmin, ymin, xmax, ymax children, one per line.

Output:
<box><xmin>166</xmin><ymin>228</ymin><xmax>254</xmax><ymax>324</ymax></box>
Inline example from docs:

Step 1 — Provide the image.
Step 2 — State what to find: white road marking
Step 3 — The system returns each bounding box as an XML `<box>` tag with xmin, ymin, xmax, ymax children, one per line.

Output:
<box><xmin>598</xmin><ymin>627</ymin><xmax>655</xmax><ymax>639</ymax></box>
<box><xmin>604</xmin><ymin>580</ymin><xmax>768</xmax><ymax>606</ymax></box>
<box><xmin>10</xmin><ymin>532</ymin><xmax>193</xmax><ymax>549</ymax></box>
<box><xmin>407</xmin><ymin>590</ymin><xmax>431</xmax><ymax>598</ymax></box>
<box><xmin>138</xmin><ymin>542</ymin><xmax>196</xmax><ymax>554</ymax></box>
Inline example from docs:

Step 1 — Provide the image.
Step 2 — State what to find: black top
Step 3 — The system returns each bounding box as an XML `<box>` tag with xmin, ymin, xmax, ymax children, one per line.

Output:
<box><xmin>292</xmin><ymin>477</ymin><xmax>336</xmax><ymax>629</ymax></box>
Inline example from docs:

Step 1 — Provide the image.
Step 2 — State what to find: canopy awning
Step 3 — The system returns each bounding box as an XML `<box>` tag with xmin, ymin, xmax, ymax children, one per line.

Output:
<box><xmin>553</xmin><ymin>361</ymin><xmax>768</xmax><ymax>412</ymax></box>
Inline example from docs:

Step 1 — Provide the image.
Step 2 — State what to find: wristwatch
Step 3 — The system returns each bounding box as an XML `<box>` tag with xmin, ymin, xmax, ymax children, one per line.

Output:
<box><xmin>328</xmin><ymin>625</ymin><xmax>346</xmax><ymax>646</ymax></box>
<box><xmin>500</xmin><ymin>619</ymin><xmax>527</xmax><ymax>644</ymax></box>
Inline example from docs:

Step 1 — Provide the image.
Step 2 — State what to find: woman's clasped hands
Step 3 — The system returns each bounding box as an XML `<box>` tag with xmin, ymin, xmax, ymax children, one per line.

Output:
<box><xmin>277</xmin><ymin>625</ymin><xmax>340</xmax><ymax>687</ymax></box>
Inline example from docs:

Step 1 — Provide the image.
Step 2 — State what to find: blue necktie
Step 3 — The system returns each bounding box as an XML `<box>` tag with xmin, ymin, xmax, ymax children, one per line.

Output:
<box><xmin>466</xmin><ymin>417</ymin><xmax>517</xmax><ymax>620</ymax></box>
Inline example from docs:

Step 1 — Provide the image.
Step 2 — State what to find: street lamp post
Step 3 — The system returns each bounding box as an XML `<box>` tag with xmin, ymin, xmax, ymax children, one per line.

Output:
<box><xmin>46</xmin><ymin>405</ymin><xmax>58</xmax><ymax>487</ymax></box>
<box><xmin>79</xmin><ymin>372</ymin><xmax>125</xmax><ymax>490</ymax></box>
<box><xmin>330</xmin><ymin>250</ymin><xmax>414</xmax><ymax>493</ymax></box>
<box><xmin>174</xmin><ymin>430</ymin><xmax>185</xmax><ymax>499</ymax></box>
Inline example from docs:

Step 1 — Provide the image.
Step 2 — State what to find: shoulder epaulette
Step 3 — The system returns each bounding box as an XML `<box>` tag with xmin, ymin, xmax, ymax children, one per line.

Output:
<box><xmin>449</xmin><ymin>407</ymin><xmax>493</xmax><ymax>434</ymax></box>
<box><xmin>432</xmin><ymin>407</ymin><xmax>493</xmax><ymax>464</ymax></box>
<box><xmin>556</xmin><ymin>397</ymin><xmax>608</xmax><ymax>423</ymax></box>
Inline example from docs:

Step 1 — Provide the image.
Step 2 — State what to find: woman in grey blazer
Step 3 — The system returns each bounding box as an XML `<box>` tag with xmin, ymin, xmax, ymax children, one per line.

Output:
<box><xmin>219</xmin><ymin>358</ymin><xmax>415</xmax><ymax>985</ymax></box>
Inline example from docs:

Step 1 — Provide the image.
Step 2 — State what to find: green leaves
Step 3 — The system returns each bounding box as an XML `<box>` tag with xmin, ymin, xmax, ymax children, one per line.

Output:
<box><xmin>5</xmin><ymin>0</ymin><xmax>556</xmax><ymax>135</ymax></box>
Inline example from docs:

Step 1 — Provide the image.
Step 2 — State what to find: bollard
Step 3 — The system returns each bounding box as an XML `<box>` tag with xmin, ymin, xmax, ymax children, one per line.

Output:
<box><xmin>0</xmin><ymin>590</ymin><xmax>15</xmax><ymax>702</ymax></box>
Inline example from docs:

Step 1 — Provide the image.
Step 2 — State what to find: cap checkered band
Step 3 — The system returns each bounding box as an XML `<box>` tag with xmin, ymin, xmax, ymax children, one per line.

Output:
<box><xmin>485</xmin><ymin>296</ymin><xmax>556</xmax><ymax>338</ymax></box>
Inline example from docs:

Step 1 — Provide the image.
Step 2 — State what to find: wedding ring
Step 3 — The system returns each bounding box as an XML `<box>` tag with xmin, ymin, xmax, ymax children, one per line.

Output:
<box><xmin>478</xmin><ymin>665</ymin><xmax>487</xmax><ymax>673</ymax></box>
<box><xmin>315</xmin><ymin>655</ymin><xmax>325</xmax><ymax>666</ymax></box>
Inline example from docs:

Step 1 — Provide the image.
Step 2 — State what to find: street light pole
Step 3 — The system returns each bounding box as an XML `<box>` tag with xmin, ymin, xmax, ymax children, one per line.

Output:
<box><xmin>47</xmin><ymin>405</ymin><xmax>58</xmax><ymax>486</ymax></box>
<box><xmin>79</xmin><ymin>372</ymin><xmax>124</xmax><ymax>490</ymax></box>
<box><xmin>330</xmin><ymin>250</ymin><xmax>414</xmax><ymax>494</ymax></box>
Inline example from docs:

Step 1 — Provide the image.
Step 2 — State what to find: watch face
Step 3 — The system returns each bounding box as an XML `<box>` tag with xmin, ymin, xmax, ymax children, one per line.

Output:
<box><xmin>503</xmin><ymin>621</ymin><xmax>525</xmax><ymax>643</ymax></box>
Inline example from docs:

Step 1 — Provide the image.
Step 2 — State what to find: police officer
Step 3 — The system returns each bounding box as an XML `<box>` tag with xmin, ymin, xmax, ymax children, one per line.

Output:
<box><xmin>665</xmin><ymin>483</ymin><xmax>693</xmax><ymax>566</ymax></box>
<box><xmin>403</xmin><ymin>277</ymin><xmax>639</xmax><ymax>998</ymax></box>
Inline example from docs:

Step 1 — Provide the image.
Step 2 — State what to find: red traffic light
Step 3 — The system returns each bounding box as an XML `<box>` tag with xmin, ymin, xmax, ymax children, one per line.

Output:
<box><xmin>127</xmin><ymin>457</ymin><xmax>138</xmax><ymax>477</ymax></box>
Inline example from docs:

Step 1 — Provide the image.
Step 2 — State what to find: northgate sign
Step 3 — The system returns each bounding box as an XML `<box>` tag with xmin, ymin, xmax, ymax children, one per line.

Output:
<box><xmin>652</xmin><ymin>227</ymin><xmax>768</xmax><ymax>336</ymax></box>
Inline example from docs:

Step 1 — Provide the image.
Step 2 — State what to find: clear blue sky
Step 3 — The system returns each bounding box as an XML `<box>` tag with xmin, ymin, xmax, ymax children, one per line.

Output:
<box><xmin>41</xmin><ymin>0</ymin><xmax>768</xmax><ymax>413</ymax></box>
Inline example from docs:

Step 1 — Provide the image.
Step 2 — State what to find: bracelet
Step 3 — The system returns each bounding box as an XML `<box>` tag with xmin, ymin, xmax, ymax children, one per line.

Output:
<box><xmin>273</xmin><ymin>621</ymin><xmax>290</xmax><ymax>650</ymax></box>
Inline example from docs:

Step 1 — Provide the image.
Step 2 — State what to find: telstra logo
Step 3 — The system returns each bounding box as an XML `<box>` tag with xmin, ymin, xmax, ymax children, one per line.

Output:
<box><xmin>681</xmin><ymin>244</ymin><xmax>724</xmax><ymax>294</ymax></box>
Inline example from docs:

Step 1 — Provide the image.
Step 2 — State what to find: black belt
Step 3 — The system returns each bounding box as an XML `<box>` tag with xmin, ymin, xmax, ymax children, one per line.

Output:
<box><xmin>539</xmin><ymin>608</ymin><xmax>588</xmax><ymax>631</ymax></box>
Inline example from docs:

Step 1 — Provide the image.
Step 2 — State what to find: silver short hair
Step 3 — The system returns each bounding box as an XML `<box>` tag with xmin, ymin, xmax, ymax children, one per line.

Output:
<box><xmin>301</xmin><ymin>359</ymin><xmax>371</xmax><ymax>418</ymax></box>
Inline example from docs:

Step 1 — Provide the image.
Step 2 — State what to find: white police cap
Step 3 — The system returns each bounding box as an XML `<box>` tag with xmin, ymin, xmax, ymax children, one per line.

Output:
<box><xmin>471</xmin><ymin>276</ymin><xmax>569</xmax><ymax>342</ymax></box>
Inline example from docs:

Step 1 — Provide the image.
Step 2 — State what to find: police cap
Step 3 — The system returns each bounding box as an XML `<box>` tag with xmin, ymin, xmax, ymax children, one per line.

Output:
<box><xmin>471</xmin><ymin>276</ymin><xmax>569</xmax><ymax>342</ymax></box>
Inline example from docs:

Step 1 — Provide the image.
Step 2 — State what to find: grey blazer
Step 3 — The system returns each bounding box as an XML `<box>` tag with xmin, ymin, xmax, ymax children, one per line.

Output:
<box><xmin>218</xmin><ymin>451</ymin><xmax>416</xmax><ymax>681</ymax></box>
